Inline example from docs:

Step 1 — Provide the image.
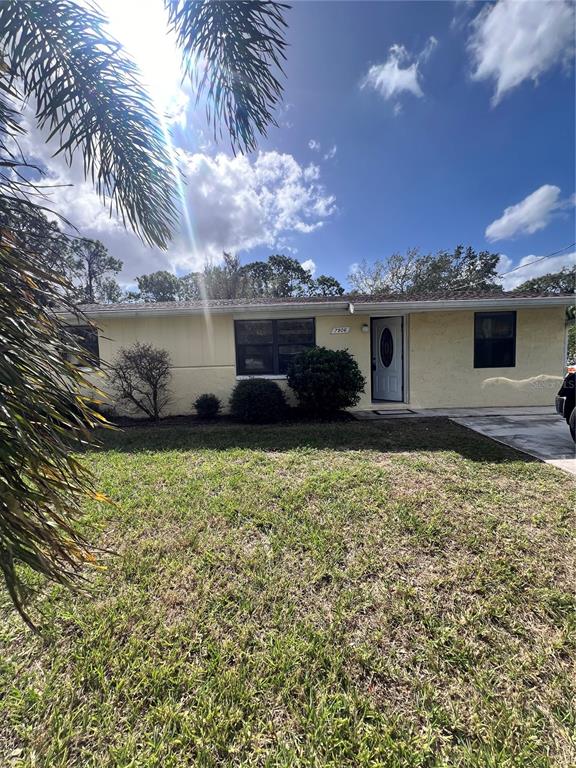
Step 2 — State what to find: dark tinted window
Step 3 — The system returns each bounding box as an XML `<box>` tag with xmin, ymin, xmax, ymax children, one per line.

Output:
<box><xmin>474</xmin><ymin>312</ymin><xmax>516</xmax><ymax>368</ymax></box>
<box><xmin>235</xmin><ymin>319</ymin><xmax>315</xmax><ymax>375</ymax></box>
<box><xmin>66</xmin><ymin>325</ymin><xmax>100</xmax><ymax>365</ymax></box>
<box><xmin>235</xmin><ymin>320</ymin><xmax>274</xmax><ymax>345</ymax></box>
<box><xmin>277</xmin><ymin>319</ymin><xmax>315</xmax><ymax>344</ymax></box>
<box><xmin>236</xmin><ymin>344</ymin><xmax>275</xmax><ymax>375</ymax></box>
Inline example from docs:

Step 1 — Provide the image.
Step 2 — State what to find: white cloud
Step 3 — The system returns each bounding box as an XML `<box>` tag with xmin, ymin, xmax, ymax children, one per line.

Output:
<box><xmin>485</xmin><ymin>184</ymin><xmax>574</xmax><ymax>242</ymax></box>
<box><xmin>164</xmin><ymin>88</ymin><xmax>191</xmax><ymax>129</ymax></box>
<box><xmin>303</xmin><ymin>163</ymin><xmax>320</xmax><ymax>182</ymax></box>
<box><xmin>277</xmin><ymin>102</ymin><xmax>295</xmax><ymax>129</ymax></box>
<box><xmin>393</xmin><ymin>103</ymin><xmax>403</xmax><ymax>118</ymax></box>
<box><xmin>469</xmin><ymin>0</ymin><xmax>576</xmax><ymax>104</ymax></box>
<box><xmin>301</xmin><ymin>259</ymin><xmax>316</xmax><ymax>276</ymax></box>
<box><xmin>498</xmin><ymin>251</ymin><xmax>576</xmax><ymax>290</ymax></box>
<box><xmin>420</xmin><ymin>35</ymin><xmax>438</xmax><ymax>62</ymax></box>
<box><xmin>361</xmin><ymin>36</ymin><xmax>438</xmax><ymax>107</ymax></box>
<box><xmin>451</xmin><ymin>0</ymin><xmax>477</xmax><ymax>32</ymax></box>
<box><xmin>323</xmin><ymin>144</ymin><xmax>337</xmax><ymax>161</ymax></box>
<box><xmin>309</xmin><ymin>141</ymin><xmax>337</xmax><ymax>161</ymax></box>
<box><xmin>362</xmin><ymin>45</ymin><xmax>423</xmax><ymax>101</ymax></box>
<box><xmin>18</xmin><ymin>107</ymin><xmax>336</xmax><ymax>279</ymax></box>
<box><xmin>150</xmin><ymin>150</ymin><xmax>336</xmax><ymax>271</ymax></box>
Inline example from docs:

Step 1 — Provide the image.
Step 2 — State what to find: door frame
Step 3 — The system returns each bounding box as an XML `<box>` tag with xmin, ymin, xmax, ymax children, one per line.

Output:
<box><xmin>370</xmin><ymin>315</ymin><xmax>407</xmax><ymax>403</ymax></box>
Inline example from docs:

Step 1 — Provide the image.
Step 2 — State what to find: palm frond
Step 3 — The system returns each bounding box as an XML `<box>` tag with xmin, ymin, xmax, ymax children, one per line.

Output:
<box><xmin>165</xmin><ymin>0</ymin><xmax>289</xmax><ymax>153</ymax></box>
<box><xmin>0</xmin><ymin>0</ymin><xmax>177</xmax><ymax>247</ymax></box>
<box><xmin>0</xmin><ymin>198</ymin><xmax>109</xmax><ymax>629</ymax></box>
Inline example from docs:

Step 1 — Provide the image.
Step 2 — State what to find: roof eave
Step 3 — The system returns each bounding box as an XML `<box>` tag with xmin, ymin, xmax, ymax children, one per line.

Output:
<box><xmin>57</xmin><ymin>300</ymin><xmax>350</xmax><ymax>321</ymax></box>
<box><xmin>349</xmin><ymin>295</ymin><xmax>574</xmax><ymax>313</ymax></box>
<box><xmin>58</xmin><ymin>294</ymin><xmax>573</xmax><ymax>321</ymax></box>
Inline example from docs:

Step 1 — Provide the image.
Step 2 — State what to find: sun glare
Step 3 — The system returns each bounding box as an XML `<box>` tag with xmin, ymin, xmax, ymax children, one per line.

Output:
<box><xmin>98</xmin><ymin>0</ymin><xmax>209</xmax><ymax>299</ymax></box>
<box><xmin>98</xmin><ymin>0</ymin><xmax>182</xmax><ymax>114</ymax></box>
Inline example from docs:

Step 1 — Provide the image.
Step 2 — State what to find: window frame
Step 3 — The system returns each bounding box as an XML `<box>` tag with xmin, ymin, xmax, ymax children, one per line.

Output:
<box><xmin>234</xmin><ymin>317</ymin><xmax>316</xmax><ymax>376</ymax></box>
<box><xmin>473</xmin><ymin>311</ymin><xmax>516</xmax><ymax>369</ymax></box>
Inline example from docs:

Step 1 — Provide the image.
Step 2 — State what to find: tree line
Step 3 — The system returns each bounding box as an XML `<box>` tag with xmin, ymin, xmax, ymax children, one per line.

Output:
<box><xmin>133</xmin><ymin>253</ymin><xmax>345</xmax><ymax>302</ymax></box>
<box><xmin>33</xmin><ymin>214</ymin><xmax>345</xmax><ymax>303</ymax></box>
<box><xmin>348</xmin><ymin>247</ymin><xmax>573</xmax><ymax>297</ymax></box>
<box><xmin>43</xmin><ymin>216</ymin><xmax>573</xmax><ymax>304</ymax></box>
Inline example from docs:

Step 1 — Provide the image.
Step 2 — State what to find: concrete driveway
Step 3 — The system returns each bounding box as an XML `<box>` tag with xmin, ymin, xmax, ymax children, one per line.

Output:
<box><xmin>451</xmin><ymin>413</ymin><xmax>576</xmax><ymax>475</ymax></box>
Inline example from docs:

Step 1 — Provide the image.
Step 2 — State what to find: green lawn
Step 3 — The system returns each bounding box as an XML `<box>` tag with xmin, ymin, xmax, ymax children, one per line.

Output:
<box><xmin>1</xmin><ymin>418</ymin><xmax>575</xmax><ymax>767</ymax></box>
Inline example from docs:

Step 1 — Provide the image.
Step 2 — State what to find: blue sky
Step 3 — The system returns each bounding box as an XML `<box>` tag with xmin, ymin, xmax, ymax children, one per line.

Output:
<box><xmin>257</xmin><ymin>0</ymin><xmax>576</xmax><ymax>288</ymax></box>
<box><xmin>25</xmin><ymin>0</ymin><xmax>576</xmax><ymax>290</ymax></box>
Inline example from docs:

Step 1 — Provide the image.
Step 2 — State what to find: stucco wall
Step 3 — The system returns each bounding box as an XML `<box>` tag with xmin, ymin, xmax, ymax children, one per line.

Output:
<box><xmin>93</xmin><ymin>311</ymin><xmax>373</xmax><ymax>414</ymax></box>
<box><xmin>91</xmin><ymin>306</ymin><xmax>566</xmax><ymax>415</ymax></box>
<box><xmin>408</xmin><ymin>307</ymin><xmax>566</xmax><ymax>408</ymax></box>
<box><xmin>96</xmin><ymin>313</ymin><xmax>237</xmax><ymax>415</ymax></box>
<box><xmin>315</xmin><ymin>314</ymin><xmax>372</xmax><ymax>403</ymax></box>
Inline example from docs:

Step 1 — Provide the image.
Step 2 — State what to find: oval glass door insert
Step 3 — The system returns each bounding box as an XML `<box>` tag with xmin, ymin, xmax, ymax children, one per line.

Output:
<box><xmin>380</xmin><ymin>328</ymin><xmax>393</xmax><ymax>367</ymax></box>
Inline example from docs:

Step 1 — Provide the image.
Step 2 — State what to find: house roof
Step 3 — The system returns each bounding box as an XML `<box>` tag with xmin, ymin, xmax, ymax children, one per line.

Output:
<box><xmin>70</xmin><ymin>291</ymin><xmax>574</xmax><ymax>319</ymax></box>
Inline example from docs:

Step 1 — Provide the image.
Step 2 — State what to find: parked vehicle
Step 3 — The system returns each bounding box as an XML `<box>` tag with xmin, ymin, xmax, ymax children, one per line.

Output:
<box><xmin>555</xmin><ymin>371</ymin><xmax>575</xmax><ymax>442</ymax></box>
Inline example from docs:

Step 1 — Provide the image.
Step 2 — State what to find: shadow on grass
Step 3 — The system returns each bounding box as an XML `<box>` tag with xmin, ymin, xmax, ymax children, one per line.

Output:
<box><xmin>89</xmin><ymin>417</ymin><xmax>538</xmax><ymax>465</ymax></box>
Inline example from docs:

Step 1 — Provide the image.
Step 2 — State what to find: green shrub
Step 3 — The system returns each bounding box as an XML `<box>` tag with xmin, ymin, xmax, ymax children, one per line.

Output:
<box><xmin>194</xmin><ymin>393</ymin><xmax>221</xmax><ymax>419</ymax></box>
<box><xmin>229</xmin><ymin>378</ymin><xmax>287</xmax><ymax>423</ymax></box>
<box><xmin>287</xmin><ymin>347</ymin><xmax>366</xmax><ymax>416</ymax></box>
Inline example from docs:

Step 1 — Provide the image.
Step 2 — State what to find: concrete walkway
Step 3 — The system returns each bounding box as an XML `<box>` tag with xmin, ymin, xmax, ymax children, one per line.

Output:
<box><xmin>354</xmin><ymin>405</ymin><xmax>557</xmax><ymax>420</ymax></box>
<box><xmin>451</xmin><ymin>414</ymin><xmax>575</xmax><ymax>475</ymax></box>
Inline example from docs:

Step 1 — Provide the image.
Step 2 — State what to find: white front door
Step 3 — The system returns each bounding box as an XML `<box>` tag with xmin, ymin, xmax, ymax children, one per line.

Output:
<box><xmin>372</xmin><ymin>317</ymin><xmax>403</xmax><ymax>401</ymax></box>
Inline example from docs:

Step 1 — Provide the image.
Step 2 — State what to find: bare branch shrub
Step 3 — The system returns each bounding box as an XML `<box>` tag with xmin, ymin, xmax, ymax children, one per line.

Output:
<box><xmin>111</xmin><ymin>343</ymin><xmax>171</xmax><ymax>420</ymax></box>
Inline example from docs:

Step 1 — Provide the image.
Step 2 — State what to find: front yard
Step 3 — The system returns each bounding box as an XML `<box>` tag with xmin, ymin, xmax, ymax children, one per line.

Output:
<box><xmin>1</xmin><ymin>418</ymin><xmax>575</xmax><ymax>767</ymax></box>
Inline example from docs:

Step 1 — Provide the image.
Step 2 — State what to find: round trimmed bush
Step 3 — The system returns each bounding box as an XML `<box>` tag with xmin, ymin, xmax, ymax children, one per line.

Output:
<box><xmin>229</xmin><ymin>378</ymin><xmax>287</xmax><ymax>423</ymax></box>
<box><xmin>193</xmin><ymin>393</ymin><xmax>221</xmax><ymax>419</ymax></box>
<box><xmin>287</xmin><ymin>346</ymin><xmax>366</xmax><ymax>416</ymax></box>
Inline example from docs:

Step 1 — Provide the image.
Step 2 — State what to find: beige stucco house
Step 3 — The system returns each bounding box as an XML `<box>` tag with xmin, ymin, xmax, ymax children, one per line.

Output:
<box><xmin>74</xmin><ymin>292</ymin><xmax>572</xmax><ymax>415</ymax></box>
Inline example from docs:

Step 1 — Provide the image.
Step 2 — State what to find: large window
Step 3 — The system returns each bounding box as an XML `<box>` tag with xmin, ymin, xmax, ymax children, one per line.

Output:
<box><xmin>235</xmin><ymin>318</ymin><xmax>315</xmax><ymax>375</ymax></box>
<box><xmin>474</xmin><ymin>312</ymin><xmax>516</xmax><ymax>368</ymax></box>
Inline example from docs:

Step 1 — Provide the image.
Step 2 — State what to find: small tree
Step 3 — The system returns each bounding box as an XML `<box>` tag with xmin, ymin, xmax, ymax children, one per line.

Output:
<box><xmin>98</xmin><ymin>276</ymin><xmax>124</xmax><ymax>304</ymax></box>
<box><xmin>199</xmin><ymin>253</ymin><xmax>250</xmax><ymax>300</ymax></box>
<box><xmin>312</xmin><ymin>274</ymin><xmax>345</xmax><ymax>296</ymax></box>
<box><xmin>71</xmin><ymin>238</ymin><xmax>123</xmax><ymax>304</ymax></box>
<box><xmin>287</xmin><ymin>347</ymin><xmax>366</xmax><ymax>416</ymax></box>
<box><xmin>243</xmin><ymin>254</ymin><xmax>314</xmax><ymax>298</ymax></box>
<box><xmin>111</xmin><ymin>343</ymin><xmax>172</xmax><ymax>420</ymax></box>
<box><xmin>135</xmin><ymin>270</ymin><xmax>182</xmax><ymax>302</ymax></box>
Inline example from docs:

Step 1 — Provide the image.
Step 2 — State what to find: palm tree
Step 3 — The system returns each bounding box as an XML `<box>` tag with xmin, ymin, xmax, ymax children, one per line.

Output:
<box><xmin>0</xmin><ymin>0</ymin><xmax>289</xmax><ymax>626</ymax></box>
